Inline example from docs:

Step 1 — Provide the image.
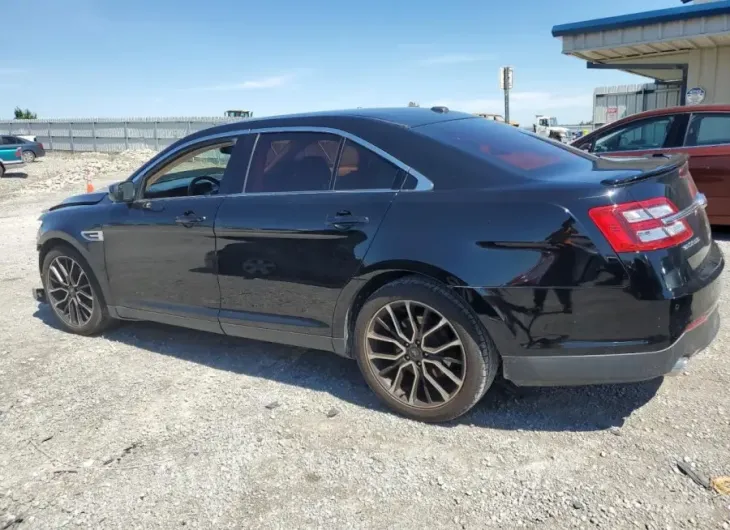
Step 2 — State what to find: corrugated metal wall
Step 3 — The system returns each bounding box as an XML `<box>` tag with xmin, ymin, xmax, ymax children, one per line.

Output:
<box><xmin>0</xmin><ymin>117</ymin><xmax>242</xmax><ymax>152</ymax></box>
<box><xmin>593</xmin><ymin>84</ymin><xmax>681</xmax><ymax>127</ymax></box>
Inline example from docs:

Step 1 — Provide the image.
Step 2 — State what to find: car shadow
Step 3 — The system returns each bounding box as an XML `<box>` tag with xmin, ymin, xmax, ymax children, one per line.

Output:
<box><xmin>711</xmin><ymin>226</ymin><xmax>730</xmax><ymax>241</ymax></box>
<box><xmin>33</xmin><ymin>306</ymin><xmax>661</xmax><ymax>432</ymax></box>
<box><xmin>1</xmin><ymin>171</ymin><xmax>28</xmax><ymax>179</ymax></box>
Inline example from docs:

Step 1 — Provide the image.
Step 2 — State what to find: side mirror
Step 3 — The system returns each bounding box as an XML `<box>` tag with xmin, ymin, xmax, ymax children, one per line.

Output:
<box><xmin>109</xmin><ymin>181</ymin><xmax>135</xmax><ymax>203</ymax></box>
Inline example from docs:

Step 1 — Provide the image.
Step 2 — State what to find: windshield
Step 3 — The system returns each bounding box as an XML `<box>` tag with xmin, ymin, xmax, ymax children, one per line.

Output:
<box><xmin>417</xmin><ymin>117</ymin><xmax>595</xmax><ymax>178</ymax></box>
<box><xmin>549</xmin><ymin>117</ymin><xmax>558</xmax><ymax>127</ymax></box>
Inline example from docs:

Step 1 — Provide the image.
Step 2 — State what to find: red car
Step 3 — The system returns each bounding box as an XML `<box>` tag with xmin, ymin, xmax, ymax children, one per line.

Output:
<box><xmin>572</xmin><ymin>105</ymin><xmax>730</xmax><ymax>225</ymax></box>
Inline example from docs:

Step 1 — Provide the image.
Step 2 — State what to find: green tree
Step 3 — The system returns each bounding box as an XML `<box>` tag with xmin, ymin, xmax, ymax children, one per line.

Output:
<box><xmin>13</xmin><ymin>107</ymin><xmax>37</xmax><ymax>119</ymax></box>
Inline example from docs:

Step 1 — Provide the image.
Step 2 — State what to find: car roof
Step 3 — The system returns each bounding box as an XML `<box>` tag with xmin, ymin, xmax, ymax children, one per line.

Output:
<box><xmin>586</xmin><ymin>104</ymin><xmax>730</xmax><ymax>138</ymax></box>
<box><xmin>607</xmin><ymin>104</ymin><xmax>730</xmax><ymax>124</ymax></box>
<box><xmin>210</xmin><ymin>107</ymin><xmax>475</xmax><ymax>132</ymax></box>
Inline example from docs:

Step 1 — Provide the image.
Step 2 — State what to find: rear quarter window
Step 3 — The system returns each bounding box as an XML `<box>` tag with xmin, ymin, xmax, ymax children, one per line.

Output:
<box><xmin>417</xmin><ymin>118</ymin><xmax>596</xmax><ymax>180</ymax></box>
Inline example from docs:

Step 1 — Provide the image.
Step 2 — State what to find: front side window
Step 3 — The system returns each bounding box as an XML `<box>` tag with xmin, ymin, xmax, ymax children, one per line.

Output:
<box><xmin>245</xmin><ymin>132</ymin><xmax>340</xmax><ymax>193</ymax></box>
<box><xmin>143</xmin><ymin>141</ymin><xmax>235</xmax><ymax>199</ymax></box>
<box><xmin>333</xmin><ymin>140</ymin><xmax>401</xmax><ymax>190</ymax></box>
<box><xmin>685</xmin><ymin>113</ymin><xmax>730</xmax><ymax>147</ymax></box>
<box><xmin>593</xmin><ymin>116</ymin><xmax>674</xmax><ymax>153</ymax></box>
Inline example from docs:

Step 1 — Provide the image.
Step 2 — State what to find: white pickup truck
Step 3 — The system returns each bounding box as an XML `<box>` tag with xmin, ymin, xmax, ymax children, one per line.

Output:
<box><xmin>533</xmin><ymin>115</ymin><xmax>570</xmax><ymax>142</ymax></box>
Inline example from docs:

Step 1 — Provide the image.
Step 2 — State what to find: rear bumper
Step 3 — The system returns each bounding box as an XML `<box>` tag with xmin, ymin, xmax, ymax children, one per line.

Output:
<box><xmin>503</xmin><ymin>304</ymin><xmax>720</xmax><ymax>386</ymax></box>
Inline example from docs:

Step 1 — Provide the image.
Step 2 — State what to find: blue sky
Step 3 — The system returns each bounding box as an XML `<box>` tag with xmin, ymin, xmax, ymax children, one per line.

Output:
<box><xmin>1</xmin><ymin>0</ymin><xmax>677</xmax><ymax>124</ymax></box>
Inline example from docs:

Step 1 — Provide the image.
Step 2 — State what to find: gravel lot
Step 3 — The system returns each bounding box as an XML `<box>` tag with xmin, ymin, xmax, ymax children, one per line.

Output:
<box><xmin>1</xmin><ymin>154</ymin><xmax>729</xmax><ymax>529</ymax></box>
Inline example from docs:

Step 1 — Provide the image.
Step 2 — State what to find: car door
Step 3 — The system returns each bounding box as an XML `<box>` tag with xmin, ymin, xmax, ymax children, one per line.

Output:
<box><xmin>585</xmin><ymin>113</ymin><xmax>688</xmax><ymax>159</ymax></box>
<box><xmin>103</xmin><ymin>134</ymin><xmax>248</xmax><ymax>332</ymax></box>
<box><xmin>214</xmin><ymin>129</ymin><xmax>404</xmax><ymax>349</ymax></box>
<box><xmin>681</xmin><ymin>112</ymin><xmax>730</xmax><ymax>225</ymax></box>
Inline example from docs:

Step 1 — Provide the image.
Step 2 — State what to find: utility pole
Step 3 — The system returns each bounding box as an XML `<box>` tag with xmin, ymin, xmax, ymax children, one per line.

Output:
<box><xmin>499</xmin><ymin>66</ymin><xmax>513</xmax><ymax>123</ymax></box>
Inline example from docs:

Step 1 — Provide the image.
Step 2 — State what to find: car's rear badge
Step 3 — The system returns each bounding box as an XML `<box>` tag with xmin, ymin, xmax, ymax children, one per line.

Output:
<box><xmin>682</xmin><ymin>237</ymin><xmax>701</xmax><ymax>252</ymax></box>
<box><xmin>80</xmin><ymin>230</ymin><xmax>104</xmax><ymax>242</ymax></box>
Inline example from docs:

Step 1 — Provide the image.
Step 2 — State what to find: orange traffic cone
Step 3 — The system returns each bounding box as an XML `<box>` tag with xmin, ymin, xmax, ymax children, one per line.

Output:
<box><xmin>86</xmin><ymin>178</ymin><xmax>94</xmax><ymax>193</ymax></box>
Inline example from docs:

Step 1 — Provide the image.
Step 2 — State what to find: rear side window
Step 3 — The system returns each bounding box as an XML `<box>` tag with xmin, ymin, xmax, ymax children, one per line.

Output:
<box><xmin>685</xmin><ymin>113</ymin><xmax>730</xmax><ymax>147</ymax></box>
<box><xmin>333</xmin><ymin>140</ymin><xmax>401</xmax><ymax>190</ymax></box>
<box><xmin>245</xmin><ymin>132</ymin><xmax>340</xmax><ymax>193</ymax></box>
<box><xmin>417</xmin><ymin>118</ymin><xmax>595</xmax><ymax>178</ymax></box>
<box><xmin>593</xmin><ymin>116</ymin><xmax>675</xmax><ymax>153</ymax></box>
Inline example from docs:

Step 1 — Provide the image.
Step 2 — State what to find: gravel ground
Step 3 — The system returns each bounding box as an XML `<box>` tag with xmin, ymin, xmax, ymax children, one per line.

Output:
<box><xmin>1</xmin><ymin>154</ymin><xmax>729</xmax><ymax>529</ymax></box>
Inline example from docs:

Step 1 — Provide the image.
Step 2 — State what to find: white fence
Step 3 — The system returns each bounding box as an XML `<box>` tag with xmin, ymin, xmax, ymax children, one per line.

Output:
<box><xmin>0</xmin><ymin>117</ymin><xmax>242</xmax><ymax>153</ymax></box>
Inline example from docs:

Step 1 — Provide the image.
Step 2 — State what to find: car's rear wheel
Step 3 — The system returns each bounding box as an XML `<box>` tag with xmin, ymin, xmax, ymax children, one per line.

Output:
<box><xmin>0</xmin><ymin>164</ymin><xmax>4</xmax><ymax>178</ymax></box>
<box><xmin>41</xmin><ymin>246</ymin><xmax>113</xmax><ymax>335</ymax></box>
<box><xmin>353</xmin><ymin>277</ymin><xmax>499</xmax><ymax>422</ymax></box>
<box><xmin>22</xmin><ymin>150</ymin><xmax>36</xmax><ymax>163</ymax></box>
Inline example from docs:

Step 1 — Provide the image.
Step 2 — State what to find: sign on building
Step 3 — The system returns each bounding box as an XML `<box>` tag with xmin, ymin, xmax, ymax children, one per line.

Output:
<box><xmin>606</xmin><ymin>106</ymin><xmax>618</xmax><ymax>123</ymax></box>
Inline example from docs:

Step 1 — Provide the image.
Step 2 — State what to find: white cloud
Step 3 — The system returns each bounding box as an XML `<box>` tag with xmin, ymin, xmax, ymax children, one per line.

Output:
<box><xmin>428</xmin><ymin>91</ymin><xmax>590</xmax><ymax>113</ymax></box>
<box><xmin>197</xmin><ymin>74</ymin><xmax>295</xmax><ymax>92</ymax></box>
<box><xmin>416</xmin><ymin>53</ymin><xmax>494</xmax><ymax>66</ymax></box>
<box><xmin>0</xmin><ymin>68</ymin><xmax>27</xmax><ymax>75</ymax></box>
<box><xmin>426</xmin><ymin>92</ymin><xmax>592</xmax><ymax>125</ymax></box>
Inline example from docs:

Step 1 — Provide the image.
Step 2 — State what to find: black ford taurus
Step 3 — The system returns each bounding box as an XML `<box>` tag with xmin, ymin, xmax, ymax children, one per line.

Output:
<box><xmin>33</xmin><ymin>107</ymin><xmax>723</xmax><ymax>422</ymax></box>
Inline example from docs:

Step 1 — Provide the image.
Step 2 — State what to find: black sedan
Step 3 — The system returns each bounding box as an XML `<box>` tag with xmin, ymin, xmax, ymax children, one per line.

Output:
<box><xmin>33</xmin><ymin>107</ymin><xmax>723</xmax><ymax>422</ymax></box>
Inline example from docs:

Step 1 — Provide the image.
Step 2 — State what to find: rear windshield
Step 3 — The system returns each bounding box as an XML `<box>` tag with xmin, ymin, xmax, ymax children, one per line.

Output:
<box><xmin>417</xmin><ymin>118</ymin><xmax>596</xmax><ymax>179</ymax></box>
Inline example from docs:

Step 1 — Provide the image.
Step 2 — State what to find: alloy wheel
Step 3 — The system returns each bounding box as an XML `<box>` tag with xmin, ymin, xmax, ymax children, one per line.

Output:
<box><xmin>365</xmin><ymin>300</ymin><xmax>466</xmax><ymax>409</ymax></box>
<box><xmin>242</xmin><ymin>258</ymin><xmax>276</xmax><ymax>276</ymax></box>
<box><xmin>22</xmin><ymin>151</ymin><xmax>35</xmax><ymax>163</ymax></box>
<box><xmin>47</xmin><ymin>256</ymin><xmax>94</xmax><ymax>328</ymax></box>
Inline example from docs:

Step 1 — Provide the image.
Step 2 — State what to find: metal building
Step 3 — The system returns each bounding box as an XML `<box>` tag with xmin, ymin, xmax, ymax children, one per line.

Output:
<box><xmin>553</xmin><ymin>0</ymin><xmax>730</xmax><ymax>113</ymax></box>
<box><xmin>592</xmin><ymin>83</ymin><xmax>681</xmax><ymax>126</ymax></box>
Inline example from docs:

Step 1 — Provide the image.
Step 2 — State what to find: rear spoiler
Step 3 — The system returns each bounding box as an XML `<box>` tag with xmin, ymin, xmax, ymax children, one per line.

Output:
<box><xmin>600</xmin><ymin>153</ymin><xmax>689</xmax><ymax>186</ymax></box>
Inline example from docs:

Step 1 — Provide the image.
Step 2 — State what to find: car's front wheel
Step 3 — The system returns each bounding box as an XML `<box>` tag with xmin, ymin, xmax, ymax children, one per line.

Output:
<box><xmin>353</xmin><ymin>277</ymin><xmax>499</xmax><ymax>422</ymax></box>
<box><xmin>41</xmin><ymin>246</ymin><xmax>114</xmax><ymax>335</ymax></box>
<box><xmin>22</xmin><ymin>150</ymin><xmax>36</xmax><ymax>163</ymax></box>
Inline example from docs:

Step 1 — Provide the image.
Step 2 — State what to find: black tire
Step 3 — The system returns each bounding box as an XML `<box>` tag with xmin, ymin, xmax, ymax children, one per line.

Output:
<box><xmin>353</xmin><ymin>276</ymin><xmax>499</xmax><ymax>423</ymax></box>
<box><xmin>0</xmin><ymin>163</ymin><xmax>4</xmax><ymax>178</ymax></box>
<box><xmin>22</xmin><ymin>150</ymin><xmax>36</xmax><ymax>163</ymax></box>
<box><xmin>41</xmin><ymin>246</ymin><xmax>114</xmax><ymax>336</ymax></box>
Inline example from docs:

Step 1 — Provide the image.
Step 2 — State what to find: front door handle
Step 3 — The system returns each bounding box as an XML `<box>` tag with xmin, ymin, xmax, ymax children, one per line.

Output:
<box><xmin>325</xmin><ymin>214</ymin><xmax>370</xmax><ymax>230</ymax></box>
<box><xmin>175</xmin><ymin>214</ymin><xmax>206</xmax><ymax>227</ymax></box>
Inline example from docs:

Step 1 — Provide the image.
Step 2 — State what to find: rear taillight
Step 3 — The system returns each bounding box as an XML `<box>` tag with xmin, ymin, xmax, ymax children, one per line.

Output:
<box><xmin>589</xmin><ymin>197</ymin><xmax>693</xmax><ymax>252</ymax></box>
<box><xmin>39</xmin><ymin>143</ymin><xmax>44</xmax><ymax>149</ymax></box>
<box><xmin>15</xmin><ymin>147</ymin><xmax>21</xmax><ymax>158</ymax></box>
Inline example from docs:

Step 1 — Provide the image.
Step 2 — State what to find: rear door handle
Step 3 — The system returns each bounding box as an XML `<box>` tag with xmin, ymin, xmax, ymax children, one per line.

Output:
<box><xmin>325</xmin><ymin>214</ymin><xmax>370</xmax><ymax>230</ymax></box>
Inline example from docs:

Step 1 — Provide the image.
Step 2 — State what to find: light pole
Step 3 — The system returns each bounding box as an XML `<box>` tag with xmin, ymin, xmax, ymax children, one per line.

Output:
<box><xmin>499</xmin><ymin>66</ymin><xmax>513</xmax><ymax>123</ymax></box>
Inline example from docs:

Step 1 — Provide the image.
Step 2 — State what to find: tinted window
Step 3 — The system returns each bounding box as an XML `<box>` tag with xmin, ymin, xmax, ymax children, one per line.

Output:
<box><xmin>143</xmin><ymin>142</ymin><xmax>234</xmax><ymax>199</ymax></box>
<box><xmin>333</xmin><ymin>140</ymin><xmax>400</xmax><ymax>190</ymax></box>
<box><xmin>417</xmin><ymin>118</ymin><xmax>594</xmax><ymax>178</ymax></box>
<box><xmin>2</xmin><ymin>136</ymin><xmax>17</xmax><ymax>145</ymax></box>
<box><xmin>593</xmin><ymin>116</ymin><xmax>674</xmax><ymax>153</ymax></box>
<box><xmin>245</xmin><ymin>132</ymin><xmax>340</xmax><ymax>193</ymax></box>
<box><xmin>685</xmin><ymin>113</ymin><xmax>730</xmax><ymax>147</ymax></box>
